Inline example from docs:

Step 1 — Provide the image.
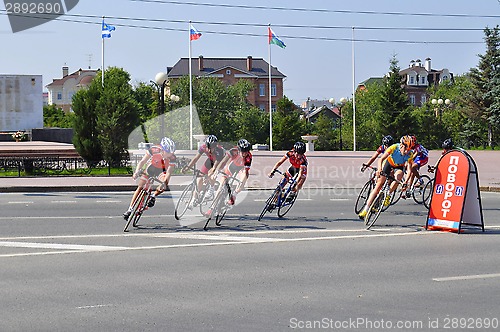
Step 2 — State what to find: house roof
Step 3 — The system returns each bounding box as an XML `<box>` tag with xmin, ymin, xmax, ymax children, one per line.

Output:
<box><xmin>167</xmin><ymin>57</ymin><xmax>286</xmax><ymax>78</ymax></box>
<box><xmin>46</xmin><ymin>69</ymin><xmax>98</xmax><ymax>88</ymax></box>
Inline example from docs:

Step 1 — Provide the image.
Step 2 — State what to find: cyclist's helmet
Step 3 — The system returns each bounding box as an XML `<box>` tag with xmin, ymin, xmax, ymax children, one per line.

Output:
<box><xmin>204</xmin><ymin>135</ymin><xmax>218</xmax><ymax>148</ymax></box>
<box><xmin>410</xmin><ymin>135</ymin><xmax>417</xmax><ymax>147</ymax></box>
<box><xmin>237</xmin><ymin>139</ymin><xmax>251</xmax><ymax>152</ymax></box>
<box><xmin>293</xmin><ymin>141</ymin><xmax>306</xmax><ymax>154</ymax></box>
<box><xmin>382</xmin><ymin>135</ymin><xmax>394</xmax><ymax>147</ymax></box>
<box><xmin>160</xmin><ymin>137</ymin><xmax>176</xmax><ymax>153</ymax></box>
<box><xmin>400</xmin><ymin>135</ymin><xmax>415</xmax><ymax>149</ymax></box>
<box><xmin>442</xmin><ymin>138</ymin><xmax>453</xmax><ymax>150</ymax></box>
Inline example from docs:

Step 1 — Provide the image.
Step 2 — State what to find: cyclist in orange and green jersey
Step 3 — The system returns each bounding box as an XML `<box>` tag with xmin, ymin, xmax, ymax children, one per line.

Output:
<box><xmin>358</xmin><ymin>135</ymin><xmax>415</xmax><ymax>219</ymax></box>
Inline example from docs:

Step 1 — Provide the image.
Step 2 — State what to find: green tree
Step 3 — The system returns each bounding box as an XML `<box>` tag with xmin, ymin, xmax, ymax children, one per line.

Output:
<box><xmin>469</xmin><ymin>25</ymin><xmax>500</xmax><ymax>148</ymax></box>
<box><xmin>233</xmin><ymin>105</ymin><xmax>268</xmax><ymax>146</ymax></box>
<box><xmin>376</xmin><ymin>55</ymin><xmax>411</xmax><ymax>139</ymax></box>
<box><xmin>43</xmin><ymin>104</ymin><xmax>74</xmax><ymax>128</ymax></box>
<box><xmin>96</xmin><ymin>68</ymin><xmax>140</xmax><ymax>166</ymax></box>
<box><xmin>311</xmin><ymin>113</ymin><xmax>337</xmax><ymax>151</ymax></box>
<box><xmin>272</xmin><ymin>96</ymin><xmax>305</xmax><ymax>150</ymax></box>
<box><xmin>72</xmin><ymin>79</ymin><xmax>103</xmax><ymax>164</ymax></box>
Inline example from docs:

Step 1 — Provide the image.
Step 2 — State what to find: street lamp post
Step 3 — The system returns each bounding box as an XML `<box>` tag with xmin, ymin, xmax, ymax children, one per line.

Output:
<box><xmin>152</xmin><ymin>72</ymin><xmax>169</xmax><ymax>139</ymax></box>
<box><xmin>431</xmin><ymin>98</ymin><xmax>451</xmax><ymax>121</ymax></box>
<box><xmin>329</xmin><ymin>97</ymin><xmax>347</xmax><ymax>150</ymax></box>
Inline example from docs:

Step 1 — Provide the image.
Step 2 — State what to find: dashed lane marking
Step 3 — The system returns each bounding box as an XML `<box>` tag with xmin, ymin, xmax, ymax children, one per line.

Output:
<box><xmin>433</xmin><ymin>273</ymin><xmax>500</xmax><ymax>282</ymax></box>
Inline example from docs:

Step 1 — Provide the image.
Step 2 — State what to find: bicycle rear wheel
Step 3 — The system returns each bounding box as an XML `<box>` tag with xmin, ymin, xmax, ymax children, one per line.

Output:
<box><xmin>412</xmin><ymin>174</ymin><xmax>431</xmax><ymax>204</ymax></box>
<box><xmin>355</xmin><ymin>180</ymin><xmax>373</xmax><ymax>214</ymax></box>
<box><xmin>199</xmin><ymin>181</ymin><xmax>219</xmax><ymax>216</ymax></box>
<box><xmin>423</xmin><ymin>178</ymin><xmax>434</xmax><ymax>209</ymax></box>
<box><xmin>258</xmin><ymin>187</ymin><xmax>281</xmax><ymax>221</ymax></box>
<box><xmin>365</xmin><ymin>192</ymin><xmax>385</xmax><ymax>230</ymax></box>
<box><xmin>124</xmin><ymin>190</ymin><xmax>147</xmax><ymax>232</ymax></box>
<box><xmin>175</xmin><ymin>183</ymin><xmax>194</xmax><ymax>220</ymax></box>
<box><xmin>278</xmin><ymin>189</ymin><xmax>298</xmax><ymax>218</ymax></box>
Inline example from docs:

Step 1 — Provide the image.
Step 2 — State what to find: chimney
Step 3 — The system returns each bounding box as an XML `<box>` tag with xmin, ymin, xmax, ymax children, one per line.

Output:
<box><xmin>247</xmin><ymin>56</ymin><xmax>253</xmax><ymax>71</ymax></box>
<box><xmin>62</xmin><ymin>66</ymin><xmax>69</xmax><ymax>77</ymax></box>
<box><xmin>198</xmin><ymin>55</ymin><xmax>204</xmax><ymax>71</ymax></box>
<box><xmin>425</xmin><ymin>57</ymin><xmax>431</xmax><ymax>71</ymax></box>
<box><xmin>410</xmin><ymin>60</ymin><xmax>415</xmax><ymax>68</ymax></box>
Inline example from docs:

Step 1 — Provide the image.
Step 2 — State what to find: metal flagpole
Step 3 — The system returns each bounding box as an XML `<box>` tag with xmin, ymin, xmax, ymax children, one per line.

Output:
<box><xmin>101</xmin><ymin>16</ymin><xmax>105</xmax><ymax>87</ymax></box>
<box><xmin>189</xmin><ymin>21</ymin><xmax>194</xmax><ymax>150</ymax></box>
<box><xmin>352</xmin><ymin>27</ymin><xmax>356</xmax><ymax>152</ymax></box>
<box><xmin>268</xmin><ymin>25</ymin><xmax>273</xmax><ymax>151</ymax></box>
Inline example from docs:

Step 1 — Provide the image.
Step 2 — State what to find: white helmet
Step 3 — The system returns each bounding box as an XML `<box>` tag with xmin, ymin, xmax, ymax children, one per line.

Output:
<box><xmin>160</xmin><ymin>137</ymin><xmax>176</xmax><ymax>153</ymax></box>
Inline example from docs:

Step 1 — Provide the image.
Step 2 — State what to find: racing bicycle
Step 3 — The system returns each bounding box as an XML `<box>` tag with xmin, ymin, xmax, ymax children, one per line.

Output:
<box><xmin>258</xmin><ymin>169</ymin><xmax>299</xmax><ymax>221</ymax></box>
<box><xmin>123</xmin><ymin>172</ymin><xmax>166</xmax><ymax>232</ymax></box>
<box><xmin>364</xmin><ymin>172</ymin><xmax>403</xmax><ymax>230</ymax></box>
<box><xmin>203</xmin><ymin>171</ymin><xmax>242</xmax><ymax>230</ymax></box>
<box><xmin>174</xmin><ymin>167</ymin><xmax>217</xmax><ymax>220</ymax></box>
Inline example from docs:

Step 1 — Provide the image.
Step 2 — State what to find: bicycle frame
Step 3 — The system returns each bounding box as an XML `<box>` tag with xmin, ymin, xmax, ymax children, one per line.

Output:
<box><xmin>258</xmin><ymin>169</ymin><xmax>299</xmax><ymax>221</ymax></box>
<box><xmin>203</xmin><ymin>171</ymin><xmax>242</xmax><ymax>230</ymax></box>
<box><xmin>365</xmin><ymin>172</ymin><xmax>403</xmax><ymax>230</ymax></box>
<box><xmin>174</xmin><ymin>166</ymin><xmax>212</xmax><ymax>220</ymax></box>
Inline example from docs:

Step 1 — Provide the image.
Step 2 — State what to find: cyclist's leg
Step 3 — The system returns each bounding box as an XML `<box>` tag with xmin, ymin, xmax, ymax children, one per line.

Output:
<box><xmin>359</xmin><ymin>169</ymin><xmax>387</xmax><ymax>218</ymax></box>
<box><xmin>124</xmin><ymin>175</ymin><xmax>148</xmax><ymax>218</ymax></box>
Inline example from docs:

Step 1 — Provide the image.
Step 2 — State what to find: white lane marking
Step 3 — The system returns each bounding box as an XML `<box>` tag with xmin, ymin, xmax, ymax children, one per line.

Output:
<box><xmin>77</xmin><ymin>304</ymin><xmax>114</xmax><ymax>309</ymax></box>
<box><xmin>96</xmin><ymin>200</ymin><xmax>122</xmax><ymax>203</ymax></box>
<box><xmin>0</xmin><ymin>241</ymin><xmax>129</xmax><ymax>251</ymax></box>
<box><xmin>51</xmin><ymin>201</ymin><xmax>77</xmax><ymax>203</ymax></box>
<box><xmin>154</xmin><ymin>233</ymin><xmax>278</xmax><ymax>242</ymax></box>
<box><xmin>8</xmin><ymin>201</ymin><xmax>34</xmax><ymax>204</ymax></box>
<box><xmin>330</xmin><ymin>198</ymin><xmax>350</xmax><ymax>201</ymax></box>
<box><xmin>433</xmin><ymin>273</ymin><xmax>500</xmax><ymax>282</ymax></box>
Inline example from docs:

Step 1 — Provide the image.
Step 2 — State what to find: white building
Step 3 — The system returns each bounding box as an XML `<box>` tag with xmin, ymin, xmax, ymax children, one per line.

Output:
<box><xmin>0</xmin><ymin>74</ymin><xmax>43</xmax><ymax>132</ymax></box>
<box><xmin>46</xmin><ymin>66</ymin><xmax>97</xmax><ymax>112</ymax></box>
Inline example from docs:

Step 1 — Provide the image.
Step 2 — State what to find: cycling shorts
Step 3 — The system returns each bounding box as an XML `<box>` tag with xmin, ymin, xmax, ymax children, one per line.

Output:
<box><xmin>382</xmin><ymin>160</ymin><xmax>403</xmax><ymax>176</ymax></box>
<box><xmin>287</xmin><ymin>165</ymin><xmax>307</xmax><ymax>180</ymax></box>
<box><xmin>413</xmin><ymin>155</ymin><xmax>428</xmax><ymax>168</ymax></box>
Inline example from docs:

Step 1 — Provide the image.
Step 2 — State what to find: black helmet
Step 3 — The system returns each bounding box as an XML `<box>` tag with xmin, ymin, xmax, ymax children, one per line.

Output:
<box><xmin>442</xmin><ymin>138</ymin><xmax>453</xmax><ymax>150</ymax></box>
<box><xmin>237</xmin><ymin>139</ymin><xmax>251</xmax><ymax>152</ymax></box>
<box><xmin>204</xmin><ymin>135</ymin><xmax>218</xmax><ymax>148</ymax></box>
<box><xmin>382</xmin><ymin>135</ymin><xmax>394</xmax><ymax>147</ymax></box>
<box><xmin>293</xmin><ymin>141</ymin><xmax>306</xmax><ymax>154</ymax></box>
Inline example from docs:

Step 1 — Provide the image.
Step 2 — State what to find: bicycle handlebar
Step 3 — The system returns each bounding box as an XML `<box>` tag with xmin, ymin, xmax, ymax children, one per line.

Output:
<box><xmin>361</xmin><ymin>163</ymin><xmax>377</xmax><ymax>172</ymax></box>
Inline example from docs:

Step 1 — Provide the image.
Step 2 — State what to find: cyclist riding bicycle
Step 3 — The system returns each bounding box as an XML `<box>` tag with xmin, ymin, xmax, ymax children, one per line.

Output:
<box><xmin>428</xmin><ymin>138</ymin><xmax>454</xmax><ymax>174</ymax></box>
<box><xmin>204</xmin><ymin>139</ymin><xmax>253</xmax><ymax>217</ymax></box>
<box><xmin>358</xmin><ymin>135</ymin><xmax>415</xmax><ymax>219</ymax></box>
<box><xmin>123</xmin><ymin>137</ymin><xmax>176</xmax><ymax>220</ymax></box>
<box><xmin>405</xmin><ymin>135</ymin><xmax>429</xmax><ymax>195</ymax></box>
<box><xmin>182</xmin><ymin>134</ymin><xmax>226</xmax><ymax>202</ymax></box>
<box><xmin>362</xmin><ymin>135</ymin><xmax>394</xmax><ymax>171</ymax></box>
<box><xmin>268</xmin><ymin>141</ymin><xmax>308</xmax><ymax>202</ymax></box>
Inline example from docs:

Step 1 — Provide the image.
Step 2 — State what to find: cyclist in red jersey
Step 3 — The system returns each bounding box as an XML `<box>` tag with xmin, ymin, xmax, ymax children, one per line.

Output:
<box><xmin>268</xmin><ymin>141</ymin><xmax>308</xmax><ymax>201</ymax></box>
<box><xmin>362</xmin><ymin>135</ymin><xmax>394</xmax><ymax>171</ymax></box>
<box><xmin>123</xmin><ymin>137</ymin><xmax>176</xmax><ymax>220</ymax></box>
<box><xmin>182</xmin><ymin>134</ymin><xmax>226</xmax><ymax>201</ymax></box>
<box><xmin>204</xmin><ymin>139</ymin><xmax>253</xmax><ymax>217</ymax></box>
<box><xmin>406</xmin><ymin>135</ymin><xmax>429</xmax><ymax>194</ymax></box>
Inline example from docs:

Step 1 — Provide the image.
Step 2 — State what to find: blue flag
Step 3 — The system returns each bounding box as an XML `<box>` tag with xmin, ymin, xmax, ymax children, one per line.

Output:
<box><xmin>102</xmin><ymin>20</ymin><xmax>116</xmax><ymax>38</ymax></box>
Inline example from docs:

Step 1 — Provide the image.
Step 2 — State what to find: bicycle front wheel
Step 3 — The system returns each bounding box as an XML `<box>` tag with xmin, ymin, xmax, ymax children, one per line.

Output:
<box><xmin>355</xmin><ymin>180</ymin><xmax>373</xmax><ymax>214</ymax></box>
<box><xmin>175</xmin><ymin>183</ymin><xmax>194</xmax><ymax>220</ymax></box>
<box><xmin>412</xmin><ymin>174</ymin><xmax>431</xmax><ymax>204</ymax></box>
<box><xmin>423</xmin><ymin>178</ymin><xmax>435</xmax><ymax>209</ymax></box>
<box><xmin>258</xmin><ymin>187</ymin><xmax>281</xmax><ymax>221</ymax></box>
<box><xmin>278</xmin><ymin>190</ymin><xmax>298</xmax><ymax>218</ymax></box>
<box><xmin>124</xmin><ymin>190</ymin><xmax>147</xmax><ymax>232</ymax></box>
<box><xmin>365</xmin><ymin>192</ymin><xmax>385</xmax><ymax>230</ymax></box>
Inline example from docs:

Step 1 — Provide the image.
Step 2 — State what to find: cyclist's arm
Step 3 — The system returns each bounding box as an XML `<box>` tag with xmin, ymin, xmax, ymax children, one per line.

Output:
<box><xmin>183</xmin><ymin>152</ymin><xmax>202</xmax><ymax>172</ymax></box>
<box><xmin>133</xmin><ymin>152</ymin><xmax>151</xmax><ymax>178</ymax></box>
<box><xmin>365</xmin><ymin>151</ymin><xmax>380</xmax><ymax>168</ymax></box>
<box><xmin>269</xmin><ymin>155</ymin><xmax>287</xmax><ymax>176</ymax></box>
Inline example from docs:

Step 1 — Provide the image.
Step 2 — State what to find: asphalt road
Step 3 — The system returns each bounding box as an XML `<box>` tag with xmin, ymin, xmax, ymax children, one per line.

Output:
<box><xmin>1</xmin><ymin>190</ymin><xmax>499</xmax><ymax>331</ymax></box>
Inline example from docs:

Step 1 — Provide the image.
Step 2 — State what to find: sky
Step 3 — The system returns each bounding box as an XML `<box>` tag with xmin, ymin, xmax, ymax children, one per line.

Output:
<box><xmin>1</xmin><ymin>0</ymin><xmax>500</xmax><ymax>105</ymax></box>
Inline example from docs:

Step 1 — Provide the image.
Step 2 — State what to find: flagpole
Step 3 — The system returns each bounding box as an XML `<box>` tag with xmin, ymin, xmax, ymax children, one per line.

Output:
<box><xmin>352</xmin><ymin>27</ymin><xmax>356</xmax><ymax>152</ymax></box>
<box><xmin>101</xmin><ymin>16</ymin><xmax>105</xmax><ymax>87</ymax></box>
<box><xmin>188</xmin><ymin>21</ymin><xmax>194</xmax><ymax>150</ymax></box>
<box><xmin>268</xmin><ymin>25</ymin><xmax>273</xmax><ymax>151</ymax></box>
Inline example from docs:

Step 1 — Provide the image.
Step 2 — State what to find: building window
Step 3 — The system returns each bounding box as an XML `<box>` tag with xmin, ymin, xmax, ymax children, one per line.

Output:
<box><xmin>226</xmin><ymin>69</ymin><xmax>231</xmax><ymax>75</ymax></box>
<box><xmin>409</xmin><ymin>76</ymin><xmax>415</xmax><ymax>85</ymax></box>
<box><xmin>57</xmin><ymin>92</ymin><xmax>62</xmax><ymax>100</ymax></box>
<box><xmin>409</xmin><ymin>94</ymin><xmax>416</xmax><ymax>105</ymax></box>
<box><xmin>421</xmin><ymin>76</ymin><xmax>426</xmax><ymax>84</ymax></box>
<box><xmin>259</xmin><ymin>84</ymin><xmax>265</xmax><ymax>96</ymax></box>
<box><xmin>271</xmin><ymin>84</ymin><xmax>277</xmax><ymax>97</ymax></box>
<box><xmin>421</xmin><ymin>95</ymin><xmax>427</xmax><ymax>105</ymax></box>
<box><xmin>259</xmin><ymin>104</ymin><xmax>265</xmax><ymax>111</ymax></box>
<box><xmin>271</xmin><ymin>104</ymin><xmax>277</xmax><ymax>112</ymax></box>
